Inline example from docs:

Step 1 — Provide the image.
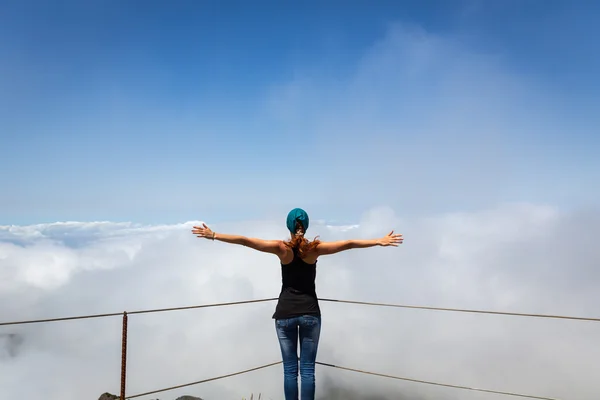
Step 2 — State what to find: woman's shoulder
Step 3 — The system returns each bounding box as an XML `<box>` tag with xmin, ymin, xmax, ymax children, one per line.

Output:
<box><xmin>279</xmin><ymin>244</ymin><xmax>295</xmax><ymax>264</ymax></box>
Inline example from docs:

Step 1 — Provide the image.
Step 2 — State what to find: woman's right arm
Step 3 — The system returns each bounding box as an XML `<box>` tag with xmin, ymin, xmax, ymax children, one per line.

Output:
<box><xmin>191</xmin><ymin>223</ymin><xmax>288</xmax><ymax>258</ymax></box>
<box><xmin>316</xmin><ymin>231</ymin><xmax>403</xmax><ymax>256</ymax></box>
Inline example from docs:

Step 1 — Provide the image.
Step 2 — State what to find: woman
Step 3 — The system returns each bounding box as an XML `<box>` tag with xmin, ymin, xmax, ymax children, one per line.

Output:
<box><xmin>191</xmin><ymin>208</ymin><xmax>403</xmax><ymax>400</ymax></box>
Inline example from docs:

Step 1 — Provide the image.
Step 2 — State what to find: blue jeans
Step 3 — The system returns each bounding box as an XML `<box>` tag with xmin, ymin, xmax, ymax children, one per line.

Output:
<box><xmin>275</xmin><ymin>315</ymin><xmax>321</xmax><ymax>400</ymax></box>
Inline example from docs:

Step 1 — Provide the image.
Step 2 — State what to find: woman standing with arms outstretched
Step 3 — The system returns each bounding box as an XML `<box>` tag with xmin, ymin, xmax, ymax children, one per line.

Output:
<box><xmin>191</xmin><ymin>208</ymin><xmax>403</xmax><ymax>400</ymax></box>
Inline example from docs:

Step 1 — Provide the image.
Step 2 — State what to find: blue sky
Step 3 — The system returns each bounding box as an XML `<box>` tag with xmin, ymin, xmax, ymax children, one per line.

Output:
<box><xmin>1</xmin><ymin>0</ymin><xmax>599</xmax><ymax>225</ymax></box>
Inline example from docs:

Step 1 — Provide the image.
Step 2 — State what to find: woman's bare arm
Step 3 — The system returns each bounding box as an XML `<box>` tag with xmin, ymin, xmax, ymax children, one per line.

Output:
<box><xmin>316</xmin><ymin>231</ymin><xmax>403</xmax><ymax>256</ymax></box>
<box><xmin>191</xmin><ymin>224</ymin><xmax>288</xmax><ymax>257</ymax></box>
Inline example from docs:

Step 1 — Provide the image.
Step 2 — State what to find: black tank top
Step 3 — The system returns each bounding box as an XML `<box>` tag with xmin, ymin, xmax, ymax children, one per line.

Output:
<box><xmin>272</xmin><ymin>248</ymin><xmax>321</xmax><ymax>319</ymax></box>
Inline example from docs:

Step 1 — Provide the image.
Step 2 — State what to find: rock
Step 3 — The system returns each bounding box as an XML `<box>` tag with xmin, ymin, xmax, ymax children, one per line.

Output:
<box><xmin>97</xmin><ymin>392</ymin><xmax>202</xmax><ymax>400</ymax></box>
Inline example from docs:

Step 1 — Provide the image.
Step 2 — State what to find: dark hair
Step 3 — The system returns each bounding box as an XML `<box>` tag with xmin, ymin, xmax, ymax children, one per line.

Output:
<box><xmin>284</xmin><ymin>221</ymin><xmax>320</xmax><ymax>258</ymax></box>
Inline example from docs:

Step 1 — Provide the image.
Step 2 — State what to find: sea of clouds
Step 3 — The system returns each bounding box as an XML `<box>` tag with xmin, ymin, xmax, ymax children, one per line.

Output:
<box><xmin>1</xmin><ymin>204</ymin><xmax>599</xmax><ymax>400</ymax></box>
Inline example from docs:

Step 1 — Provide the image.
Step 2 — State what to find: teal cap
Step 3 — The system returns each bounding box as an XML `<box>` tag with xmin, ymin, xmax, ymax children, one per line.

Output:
<box><xmin>286</xmin><ymin>208</ymin><xmax>309</xmax><ymax>233</ymax></box>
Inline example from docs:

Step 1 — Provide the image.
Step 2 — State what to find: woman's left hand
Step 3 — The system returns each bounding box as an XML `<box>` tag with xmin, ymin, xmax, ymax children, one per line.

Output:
<box><xmin>192</xmin><ymin>223</ymin><xmax>215</xmax><ymax>240</ymax></box>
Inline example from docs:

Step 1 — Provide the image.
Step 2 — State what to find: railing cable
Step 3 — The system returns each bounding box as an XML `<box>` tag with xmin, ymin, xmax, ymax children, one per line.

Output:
<box><xmin>319</xmin><ymin>298</ymin><xmax>600</xmax><ymax>322</ymax></box>
<box><xmin>0</xmin><ymin>310</ymin><xmax>124</xmax><ymax>326</ymax></box>
<box><xmin>316</xmin><ymin>361</ymin><xmax>559</xmax><ymax>400</ymax></box>
<box><xmin>3</xmin><ymin>297</ymin><xmax>599</xmax><ymax>327</ymax></box>
<box><xmin>125</xmin><ymin>361</ymin><xmax>282</xmax><ymax>399</ymax></box>
<box><xmin>0</xmin><ymin>298</ymin><xmax>278</xmax><ymax>326</ymax></box>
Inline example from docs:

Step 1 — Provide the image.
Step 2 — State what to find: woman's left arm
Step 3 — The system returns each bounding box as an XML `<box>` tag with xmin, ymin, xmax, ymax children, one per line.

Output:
<box><xmin>192</xmin><ymin>223</ymin><xmax>287</xmax><ymax>256</ymax></box>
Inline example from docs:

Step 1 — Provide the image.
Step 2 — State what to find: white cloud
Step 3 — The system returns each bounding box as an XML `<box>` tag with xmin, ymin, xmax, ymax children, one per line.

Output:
<box><xmin>1</xmin><ymin>203</ymin><xmax>598</xmax><ymax>400</ymax></box>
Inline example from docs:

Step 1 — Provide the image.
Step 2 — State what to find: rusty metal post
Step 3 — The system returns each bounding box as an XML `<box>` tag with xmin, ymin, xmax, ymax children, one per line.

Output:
<box><xmin>120</xmin><ymin>311</ymin><xmax>128</xmax><ymax>400</ymax></box>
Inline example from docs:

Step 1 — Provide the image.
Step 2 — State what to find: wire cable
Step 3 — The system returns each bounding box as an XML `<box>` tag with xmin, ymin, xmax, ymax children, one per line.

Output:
<box><xmin>128</xmin><ymin>297</ymin><xmax>278</xmax><ymax>316</ymax></box>
<box><xmin>125</xmin><ymin>361</ymin><xmax>282</xmax><ymax>399</ymax></box>
<box><xmin>0</xmin><ymin>311</ymin><xmax>124</xmax><ymax>326</ymax></box>
<box><xmin>316</xmin><ymin>361</ymin><xmax>559</xmax><ymax>400</ymax></box>
<box><xmin>319</xmin><ymin>298</ymin><xmax>600</xmax><ymax>323</ymax></box>
<box><xmin>0</xmin><ymin>298</ymin><xmax>278</xmax><ymax>326</ymax></box>
<box><xmin>3</xmin><ymin>296</ymin><xmax>599</xmax><ymax>327</ymax></box>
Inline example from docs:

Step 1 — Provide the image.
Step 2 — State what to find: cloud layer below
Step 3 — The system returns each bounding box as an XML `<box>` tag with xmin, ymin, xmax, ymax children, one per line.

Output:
<box><xmin>1</xmin><ymin>204</ymin><xmax>599</xmax><ymax>400</ymax></box>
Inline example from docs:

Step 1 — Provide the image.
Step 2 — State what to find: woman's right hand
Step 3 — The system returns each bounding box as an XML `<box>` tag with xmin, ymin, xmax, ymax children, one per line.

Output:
<box><xmin>378</xmin><ymin>231</ymin><xmax>403</xmax><ymax>246</ymax></box>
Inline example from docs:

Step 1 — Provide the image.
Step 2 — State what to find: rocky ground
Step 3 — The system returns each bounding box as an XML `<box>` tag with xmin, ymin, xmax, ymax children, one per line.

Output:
<box><xmin>98</xmin><ymin>394</ymin><xmax>203</xmax><ymax>400</ymax></box>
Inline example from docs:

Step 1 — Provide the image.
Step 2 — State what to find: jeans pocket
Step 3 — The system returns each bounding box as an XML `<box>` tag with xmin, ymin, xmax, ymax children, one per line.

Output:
<box><xmin>301</xmin><ymin>315</ymin><xmax>320</xmax><ymax>326</ymax></box>
<box><xmin>276</xmin><ymin>318</ymin><xmax>289</xmax><ymax>328</ymax></box>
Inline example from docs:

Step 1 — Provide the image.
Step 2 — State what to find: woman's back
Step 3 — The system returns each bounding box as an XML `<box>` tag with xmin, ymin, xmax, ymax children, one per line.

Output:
<box><xmin>272</xmin><ymin>248</ymin><xmax>320</xmax><ymax>319</ymax></box>
<box><xmin>281</xmin><ymin>250</ymin><xmax>317</xmax><ymax>294</ymax></box>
